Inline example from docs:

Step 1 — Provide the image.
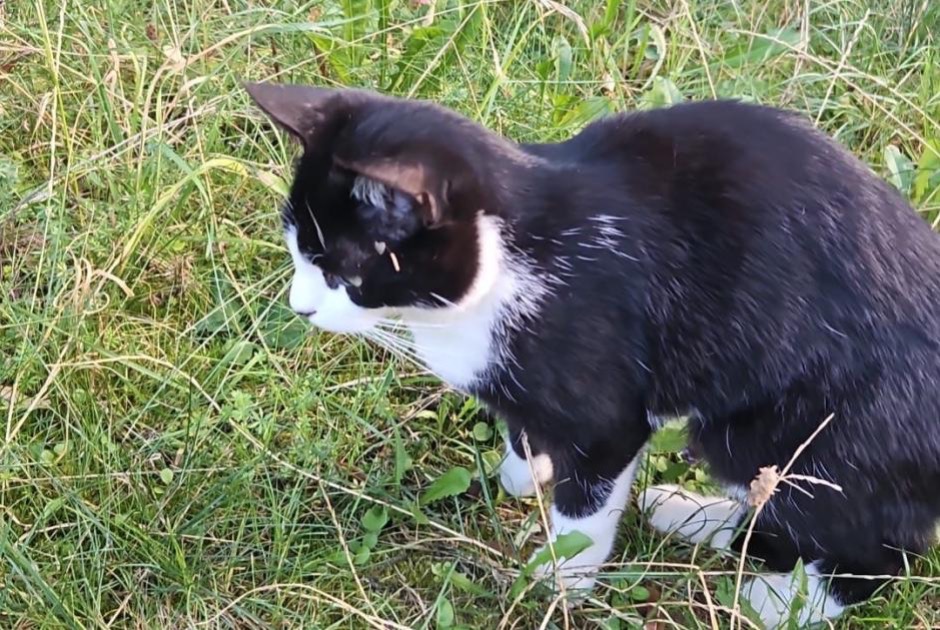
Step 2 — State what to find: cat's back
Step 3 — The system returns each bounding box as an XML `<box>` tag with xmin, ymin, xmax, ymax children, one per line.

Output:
<box><xmin>535</xmin><ymin>100</ymin><xmax>940</xmax><ymax>404</ymax></box>
<box><xmin>556</xmin><ymin>99</ymin><xmax>892</xmax><ymax>200</ymax></box>
<box><xmin>544</xmin><ymin>99</ymin><xmax>940</xmax><ymax>278</ymax></box>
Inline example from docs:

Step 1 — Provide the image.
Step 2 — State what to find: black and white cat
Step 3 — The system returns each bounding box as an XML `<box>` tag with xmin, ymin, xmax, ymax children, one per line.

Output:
<box><xmin>245</xmin><ymin>82</ymin><xmax>940</xmax><ymax>628</ymax></box>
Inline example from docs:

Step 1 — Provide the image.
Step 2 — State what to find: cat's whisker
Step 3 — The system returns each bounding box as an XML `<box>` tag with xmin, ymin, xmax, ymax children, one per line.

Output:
<box><xmin>304</xmin><ymin>199</ymin><xmax>327</xmax><ymax>250</ymax></box>
<box><xmin>365</xmin><ymin>330</ymin><xmax>447</xmax><ymax>381</ymax></box>
<box><xmin>372</xmin><ymin>329</ymin><xmax>452</xmax><ymax>380</ymax></box>
<box><xmin>373</xmin><ymin>324</ymin><xmax>476</xmax><ymax>361</ymax></box>
<box><xmin>364</xmin><ymin>331</ymin><xmax>416</xmax><ymax>366</ymax></box>
<box><xmin>376</xmin><ymin>317</ymin><xmax>450</xmax><ymax>330</ymax></box>
<box><xmin>366</xmin><ymin>327</ymin><xmax>424</xmax><ymax>362</ymax></box>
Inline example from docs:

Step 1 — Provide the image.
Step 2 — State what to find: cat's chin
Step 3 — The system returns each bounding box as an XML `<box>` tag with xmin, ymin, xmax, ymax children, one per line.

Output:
<box><xmin>303</xmin><ymin>310</ymin><xmax>381</xmax><ymax>335</ymax></box>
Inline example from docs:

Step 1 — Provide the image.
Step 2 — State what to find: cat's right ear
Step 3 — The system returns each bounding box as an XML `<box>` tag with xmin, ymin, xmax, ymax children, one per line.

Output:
<box><xmin>244</xmin><ymin>82</ymin><xmax>339</xmax><ymax>145</ymax></box>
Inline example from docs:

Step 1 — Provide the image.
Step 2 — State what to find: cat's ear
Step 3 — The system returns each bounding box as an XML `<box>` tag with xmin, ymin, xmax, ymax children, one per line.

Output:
<box><xmin>244</xmin><ymin>81</ymin><xmax>340</xmax><ymax>144</ymax></box>
<box><xmin>336</xmin><ymin>157</ymin><xmax>449</xmax><ymax>226</ymax></box>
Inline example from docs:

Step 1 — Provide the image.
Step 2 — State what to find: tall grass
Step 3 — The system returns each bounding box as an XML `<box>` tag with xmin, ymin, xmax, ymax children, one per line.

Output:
<box><xmin>1</xmin><ymin>1</ymin><xmax>938</xmax><ymax>627</ymax></box>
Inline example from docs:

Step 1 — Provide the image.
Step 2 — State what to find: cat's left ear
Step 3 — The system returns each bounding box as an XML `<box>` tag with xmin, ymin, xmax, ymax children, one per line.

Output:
<box><xmin>244</xmin><ymin>81</ymin><xmax>341</xmax><ymax>144</ymax></box>
<box><xmin>335</xmin><ymin>156</ymin><xmax>450</xmax><ymax>226</ymax></box>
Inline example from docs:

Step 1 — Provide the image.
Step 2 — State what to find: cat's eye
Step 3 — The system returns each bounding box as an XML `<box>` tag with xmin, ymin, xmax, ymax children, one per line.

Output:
<box><xmin>322</xmin><ymin>270</ymin><xmax>362</xmax><ymax>289</ymax></box>
<box><xmin>322</xmin><ymin>271</ymin><xmax>340</xmax><ymax>290</ymax></box>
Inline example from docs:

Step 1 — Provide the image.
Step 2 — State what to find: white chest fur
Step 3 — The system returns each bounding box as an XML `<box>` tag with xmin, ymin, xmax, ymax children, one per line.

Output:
<box><xmin>409</xmin><ymin>319</ymin><xmax>496</xmax><ymax>390</ymax></box>
<box><xmin>400</xmin><ymin>214</ymin><xmax>553</xmax><ymax>391</ymax></box>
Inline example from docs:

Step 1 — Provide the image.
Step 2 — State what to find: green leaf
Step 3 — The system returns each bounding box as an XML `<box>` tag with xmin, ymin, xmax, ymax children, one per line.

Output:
<box><xmin>393</xmin><ymin>428</ymin><xmax>413</xmax><ymax>485</ymax></box>
<box><xmin>524</xmin><ymin>531</ymin><xmax>593</xmax><ymax>575</ymax></box>
<box><xmin>558</xmin><ymin>96</ymin><xmax>613</xmax><ymax>127</ymax></box>
<box><xmin>362</xmin><ymin>532</ymin><xmax>379</xmax><ymax>549</ymax></box>
<box><xmin>409</xmin><ymin>501</ymin><xmax>430</xmax><ymax>525</ymax></box>
<box><xmin>789</xmin><ymin>558</ymin><xmax>809</xmax><ymax>623</ymax></box>
<box><xmin>354</xmin><ymin>544</ymin><xmax>371</xmax><ymax>565</ymax></box>
<box><xmin>387</xmin><ymin>25</ymin><xmax>448</xmax><ymax>92</ymax></box>
<box><xmin>259</xmin><ymin>302</ymin><xmax>309</xmax><ymax>350</ymax></box>
<box><xmin>361</xmin><ymin>506</ymin><xmax>388</xmax><ymax>532</ymax></box>
<box><xmin>218</xmin><ymin>340</ymin><xmax>257</xmax><ymax>369</ymax></box>
<box><xmin>661</xmin><ymin>460</ymin><xmax>690</xmax><ymax>483</ymax></box>
<box><xmin>421</xmin><ymin>467</ymin><xmax>472</xmax><ymax>505</ymax></box>
<box><xmin>718</xmin><ymin>27</ymin><xmax>800</xmax><ymax>70</ymax></box>
<box><xmin>913</xmin><ymin>140</ymin><xmax>940</xmax><ymax>202</ymax></box>
<box><xmin>629</xmin><ymin>584</ymin><xmax>650</xmax><ymax>601</ymax></box>
<box><xmin>536</xmin><ymin>57</ymin><xmax>553</xmax><ymax>82</ymax></box>
<box><xmin>41</xmin><ymin>498</ymin><xmax>65</xmax><ymax>520</ymax></box>
<box><xmin>553</xmin><ymin>36</ymin><xmax>572</xmax><ymax>85</ymax></box>
<box><xmin>642</xmin><ymin>77</ymin><xmax>684</xmax><ymax>109</ymax></box>
<box><xmin>435</xmin><ymin>597</ymin><xmax>455</xmax><ymax>628</ymax></box>
<box><xmin>254</xmin><ymin>169</ymin><xmax>289</xmax><ymax>197</ymax></box>
<box><xmin>159</xmin><ymin>468</ymin><xmax>174</xmax><ymax>485</ymax></box>
<box><xmin>196</xmin><ymin>273</ymin><xmax>243</xmax><ymax>336</ymax></box>
<box><xmin>472</xmin><ymin>421</ymin><xmax>492</xmax><ymax>442</ymax></box>
<box><xmin>451</xmin><ymin>571</ymin><xmax>490</xmax><ymax>596</ymax></box>
<box><xmin>651</xmin><ymin>424</ymin><xmax>687</xmax><ymax>453</ymax></box>
<box><xmin>885</xmin><ymin>145</ymin><xmax>914</xmax><ymax>195</ymax></box>
<box><xmin>590</xmin><ymin>0</ymin><xmax>629</xmax><ymax>40</ymax></box>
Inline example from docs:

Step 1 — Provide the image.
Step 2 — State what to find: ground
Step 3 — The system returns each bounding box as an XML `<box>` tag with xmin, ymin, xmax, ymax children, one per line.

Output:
<box><xmin>1</xmin><ymin>1</ymin><xmax>939</xmax><ymax>628</ymax></box>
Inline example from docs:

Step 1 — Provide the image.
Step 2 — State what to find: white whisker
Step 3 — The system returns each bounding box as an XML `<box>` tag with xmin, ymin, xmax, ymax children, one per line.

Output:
<box><xmin>304</xmin><ymin>200</ymin><xmax>326</xmax><ymax>250</ymax></box>
<box><xmin>376</xmin><ymin>318</ymin><xmax>450</xmax><ymax>331</ymax></box>
<box><xmin>365</xmin><ymin>331</ymin><xmax>422</xmax><ymax>366</ymax></box>
<box><xmin>365</xmin><ymin>329</ymin><xmax>451</xmax><ymax>383</ymax></box>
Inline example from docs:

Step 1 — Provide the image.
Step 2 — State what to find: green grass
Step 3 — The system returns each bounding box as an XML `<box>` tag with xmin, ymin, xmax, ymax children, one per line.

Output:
<box><xmin>2</xmin><ymin>0</ymin><xmax>939</xmax><ymax>627</ymax></box>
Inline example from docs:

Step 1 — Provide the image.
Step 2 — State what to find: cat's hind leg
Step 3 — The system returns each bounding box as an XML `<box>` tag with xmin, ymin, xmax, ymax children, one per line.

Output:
<box><xmin>739</xmin><ymin>561</ymin><xmax>844</xmax><ymax>629</ymax></box>
<box><xmin>741</xmin><ymin>548</ymin><xmax>903</xmax><ymax>629</ymax></box>
<box><xmin>638</xmin><ymin>484</ymin><xmax>747</xmax><ymax>550</ymax></box>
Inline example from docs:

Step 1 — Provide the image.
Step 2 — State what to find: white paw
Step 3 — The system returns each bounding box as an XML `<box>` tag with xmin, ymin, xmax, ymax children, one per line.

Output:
<box><xmin>742</xmin><ymin>564</ymin><xmax>845</xmax><ymax>629</ymax></box>
<box><xmin>639</xmin><ymin>484</ymin><xmax>745</xmax><ymax>550</ymax></box>
<box><xmin>526</xmin><ymin>454</ymin><xmax>641</xmax><ymax>597</ymax></box>
<box><xmin>527</xmin><ymin>501</ymin><xmax>625</xmax><ymax>595</ymax></box>
<box><xmin>498</xmin><ymin>442</ymin><xmax>553</xmax><ymax>498</ymax></box>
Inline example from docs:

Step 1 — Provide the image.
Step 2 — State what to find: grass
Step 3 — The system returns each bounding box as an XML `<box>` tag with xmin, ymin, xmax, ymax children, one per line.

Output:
<box><xmin>2</xmin><ymin>0</ymin><xmax>939</xmax><ymax>627</ymax></box>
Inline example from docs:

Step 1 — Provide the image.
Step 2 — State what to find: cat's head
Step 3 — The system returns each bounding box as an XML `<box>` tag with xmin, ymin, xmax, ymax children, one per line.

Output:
<box><xmin>246</xmin><ymin>82</ymin><xmax>519</xmax><ymax>334</ymax></box>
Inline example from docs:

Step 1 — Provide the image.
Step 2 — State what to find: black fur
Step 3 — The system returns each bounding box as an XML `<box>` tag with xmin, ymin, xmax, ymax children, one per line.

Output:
<box><xmin>248</xmin><ymin>83</ymin><xmax>940</xmax><ymax>612</ymax></box>
<box><xmin>502</xmin><ymin>101</ymin><xmax>940</xmax><ymax>603</ymax></box>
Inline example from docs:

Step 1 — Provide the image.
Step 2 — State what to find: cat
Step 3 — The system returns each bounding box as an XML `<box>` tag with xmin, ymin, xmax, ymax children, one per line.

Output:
<box><xmin>245</xmin><ymin>81</ymin><xmax>940</xmax><ymax>628</ymax></box>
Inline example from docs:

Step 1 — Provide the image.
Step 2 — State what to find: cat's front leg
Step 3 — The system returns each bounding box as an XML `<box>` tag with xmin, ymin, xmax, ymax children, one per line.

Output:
<box><xmin>530</xmin><ymin>441</ymin><xmax>646</xmax><ymax>593</ymax></box>
<box><xmin>499</xmin><ymin>429</ymin><xmax>553</xmax><ymax>497</ymax></box>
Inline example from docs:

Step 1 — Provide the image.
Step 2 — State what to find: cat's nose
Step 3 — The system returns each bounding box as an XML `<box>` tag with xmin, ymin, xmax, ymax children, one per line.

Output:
<box><xmin>288</xmin><ymin>271</ymin><xmax>322</xmax><ymax>316</ymax></box>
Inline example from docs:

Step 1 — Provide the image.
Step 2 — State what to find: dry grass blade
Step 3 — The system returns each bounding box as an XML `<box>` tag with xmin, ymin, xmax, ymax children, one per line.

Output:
<box><xmin>1</xmin><ymin>1</ymin><xmax>937</xmax><ymax>627</ymax></box>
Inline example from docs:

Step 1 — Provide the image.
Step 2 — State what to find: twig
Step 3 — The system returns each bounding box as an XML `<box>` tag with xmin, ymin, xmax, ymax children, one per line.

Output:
<box><xmin>522</xmin><ymin>433</ymin><xmax>572</xmax><ymax>628</ymax></box>
<box><xmin>730</xmin><ymin>413</ymin><xmax>839</xmax><ymax>630</ymax></box>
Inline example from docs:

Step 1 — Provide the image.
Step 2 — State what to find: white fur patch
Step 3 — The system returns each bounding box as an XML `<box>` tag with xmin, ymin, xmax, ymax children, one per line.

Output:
<box><xmin>638</xmin><ymin>484</ymin><xmax>746</xmax><ymax>550</ymax></box>
<box><xmin>531</xmin><ymin>454</ymin><xmax>641</xmax><ymax>592</ymax></box>
<box><xmin>350</xmin><ymin>176</ymin><xmax>388</xmax><ymax>207</ymax></box>
<box><xmin>498</xmin><ymin>436</ymin><xmax>553</xmax><ymax>497</ymax></box>
<box><xmin>398</xmin><ymin>214</ymin><xmax>556</xmax><ymax>391</ymax></box>
<box><xmin>285</xmin><ymin>226</ymin><xmax>383</xmax><ymax>333</ymax></box>
<box><xmin>742</xmin><ymin>562</ymin><xmax>845</xmax><ymax>629</ymax></box>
